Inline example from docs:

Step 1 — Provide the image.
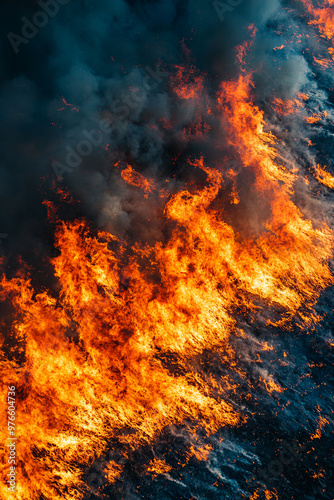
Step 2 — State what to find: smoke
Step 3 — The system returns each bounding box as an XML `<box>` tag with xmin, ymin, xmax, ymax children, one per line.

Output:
<box><xmin>0</xmin><ymin>0</ymin><xmax>287</xmax><ymax>261</ymax></box>
<box><xmin>1</xmin><ymin>2</ymin><xmax>334</xmax><ymax>499</ymax></box>
<box><xmin>2</xmin><ymin>0</ymin><xmax>333</xmax><ymax>261</ymax></box>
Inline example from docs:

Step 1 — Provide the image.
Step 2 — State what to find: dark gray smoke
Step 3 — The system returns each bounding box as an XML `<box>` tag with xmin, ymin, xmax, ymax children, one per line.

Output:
<box><xmin>0</xmin><ymin>0</ymin><xmax>283</xmax><ymax>260</ymax></box>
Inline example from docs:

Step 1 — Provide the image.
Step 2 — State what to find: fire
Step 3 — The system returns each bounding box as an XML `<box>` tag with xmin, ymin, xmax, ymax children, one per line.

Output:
<box><xmin>313</xmin><ymin>56</ymin><xmax>333</xmax><ymax>68</ymax></box>
<box><xmin>121</xmin><ymin>165</ymin><xmax>155</xmax><ymax>198</ymax></box>
<box><xmin>273</xmin><ymin>97</ymin><xmax>305</xmax><ymax>116</ymax></box>
<box><xmin>1</xmin><ymin>69</ymin><xmax>333</xmax><ymax>499</ymax></box>
<box><xmin>310</xmin><ymin>415</ymin><xmax>329</xmax><ymax>440</ymax></box>
<box><xmin>145</xmin><ymin>458</ymin><xmax>172</xmax><ymax>478</ymax></box>
<box><xmin>250</xmin><ymin>488</ymin><xmax>278</xmax><ymax>500</ymax></box>
<box><xmin>170</xmin><ymin>65</ymin><xmax>205</xmax><ymax>100</ymax></box>
<box><xmin>305</xmin><ymin>111</ymin><xmax>327</xmax><ymax>123</ymax></box>
<box><xmin>217</xmin><ymin>74</ymin><xmax>333</xmax><ymax>315</ymax></box>
<box><xmin>189</xmin><ymin>444</ymin><xmax>213</xmax><ymax>461</ymax></box>
<box><xmin>298</xmin><ymin>93</ymin><xmax>310</xmax><ymax>101</ymax></box>
<box><xmin>314</xmin><ymin>165</ymin><xmax>334</xmax><ymax>189</ymax></box>
<box><xmin>104</xmin><ymin>461</ymin><xmax>124</xmax><ymax>484</ymax></box>
<box><xmin>260</xmin><ymin>375</ymin><xmax>283</xmax><ymax>394</ymax></box>
<box><xmin>120</xmin><ymin>164</ymin><xmax>156</xmax><ymax>197</ymax></box>
<box><xmin>299</xmin><ymin>0</ymin><xmax>334</xmax><ymax>41</ymax></box>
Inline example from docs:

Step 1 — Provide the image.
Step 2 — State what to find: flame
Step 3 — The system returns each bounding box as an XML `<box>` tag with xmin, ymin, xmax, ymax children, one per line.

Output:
<box><xmin>299</xmin><ymin>0</ymin><xmax>334</xmax><ymax>41</ymax></box>
<box><xmin>104</xmin><ymin>461</ymin><xmax>124</xmax><ymax>484</ymax></box>
<box><xmin>261</xmin><ymin>342</ymin><xmax>274</xmax><ymax>351</ymax></box>
<box><xmin>250</xmin><ymin>489</ymin><xmax>278</xmax><ymax>500</ymax></box>
<box><xmin>313</xmin><ymin>56</ymin><xmax>333</xmax><ymax>68</ymax></box>
<box><xmin>169</xmin><ymin>65</ymin><xmax>211</xmax><ymax>143</ymax></box>
<box><xmin>314</xmin><ymin>165</ymin><xmax>334</xmax><ymax>189</ymax></box>
<box><xmin>310</xmin><ymin>415</ymin><xmax>329</xmax><ymax>440</ymax></box>
<box><xmin>260</xmin><ymin>375</ymin><xmax>283</xmax><ymax>394</ymax></box>
<box><xmin>305</xmin><ymin>114</ymin><xmax>320</xmax><ymax>123</ymax></box>
<box><xmin>189</xmin><ymin>443</ymin><xmax>213</xmax><ymax>461</ymax></box>
<box><xmin>236</xmin><ymin>25</ymin><xmax>257</xmax><ymax>69</ymax></box>
<box><xmin>264</xmin><ymin>490</ymin><xmax>279</xmax><ymax>500</ymax></box>
<box><xmin>298</xmin><ymin>93</ymin><xmax>310</xmax><ymax>101</ymax></box>
<box><xmin>170</xmin><ymin>65</ymin><xmax>205</xmax><ymax>100</ymax></box>
<box><xmin>217</xmin><ymin>74</ymin><xmax>333</xmax><ymax>316</ymax></box>
<box><xmin>1</xmin><ymin>71</ymin><xmax>333</xmax><ymax>499</ymax></box>
<box><xmin>273</xmin><ymin>97</ymin><xmax>305</xmax><ymax>116</ymax></box>
<box><xmin>305</xmin><ymin>111</ymin><xmax>327</xmax><ymax>124</ymax></box>
<box><xmin>120</xmin><ymin>164</ymin><xmax>156</xmax><ymax>197</ymax></box>
<box><xmin>145</xmin><ymin>459</ymin><xmax>173</xmax><ymax>478</ymax></box>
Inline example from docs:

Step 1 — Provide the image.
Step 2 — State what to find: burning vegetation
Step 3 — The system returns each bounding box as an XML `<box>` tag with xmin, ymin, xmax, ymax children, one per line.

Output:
<box><xmin>1</xmin><ymin>1</ymin><xmax>334</xmax><ymax>499</ymax></box>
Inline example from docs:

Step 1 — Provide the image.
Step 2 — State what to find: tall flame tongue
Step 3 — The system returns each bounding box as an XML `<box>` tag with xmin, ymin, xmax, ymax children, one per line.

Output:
<box><xmin>1</xmin><ymin>71</ymin><xmax>333</xmax><ymax>499</ymax></box>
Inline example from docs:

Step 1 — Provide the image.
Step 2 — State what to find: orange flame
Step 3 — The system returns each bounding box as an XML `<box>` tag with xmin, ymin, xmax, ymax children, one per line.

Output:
<box><xmin>314</xmin><ymin>165</ymin><xmax>334</xmax><ymax>189</ymax></box>
<box><xmin>121</xmin><ymin>164</ymin><xmax>156</xmax><ymax>197</ymax></box>
<box><xmin>1</xmin><ymin>72</ymin><xmax>333</xmax><ymax>499</ymax></box>
<box><xmin>170</xmin><ymin>65</ymin><xmax>205</xmax><ymax>100</ymax></box>
<box><xmin>273</xmin><ymin>97</ymin><xmax>305</xmax><ymax>116</ymax></box>
<box><xmin>305</xmin><ymin>111</ymin><xmax>327</xmax><ymax>123</ymax></box>
<box><xmin>145</xmin><ymin>458</ymin><xmax>173</xmax><ymax>478</ymax></box>
<box><xmin>299</xmin><ymin>0</ymin><xmax>334</xmax><ymax>41</ymax></box>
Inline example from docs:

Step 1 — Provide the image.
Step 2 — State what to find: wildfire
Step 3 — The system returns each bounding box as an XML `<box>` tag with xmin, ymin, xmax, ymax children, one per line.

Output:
<box><xmin>1</xmin><ymin>69</ymin><xmax>333</xmax><ymax>499</ymax></box>
<box><xmin>305</xmin><ymin>111</ymin><xmax>327</xmax><ymax>123</ymax></box>
<box><xmin>310</xmin><ymin>415</ymin><xmax>330</xmax><ymax>440</ymax></box>
<box><xmin>273</xmin><ymin>97</ymin><xmax>305</xmax><ymax>116</ymax></box>
<box><xmin>120</xmin><ymin>164</ymin><xmax>157</xmax><ymax>197</ymax></box>
<box><xmin>170</xmin><ymin>65</ymin><xmax>205</xmax><ymax>101</ymax></box>
<box><xmin>299</xmin><ymin>0</ymin><xmax>334</xmax><ymax>41</ymax></box>
<box><xmin>314</xmin><ymin>164</ymin><xmax>334</xmax><ymax>189</ymax></box>
<box><xmin>145</xmin><ymin>459</ymin><xmax>173</xmax><ymax>478</ymax></box>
